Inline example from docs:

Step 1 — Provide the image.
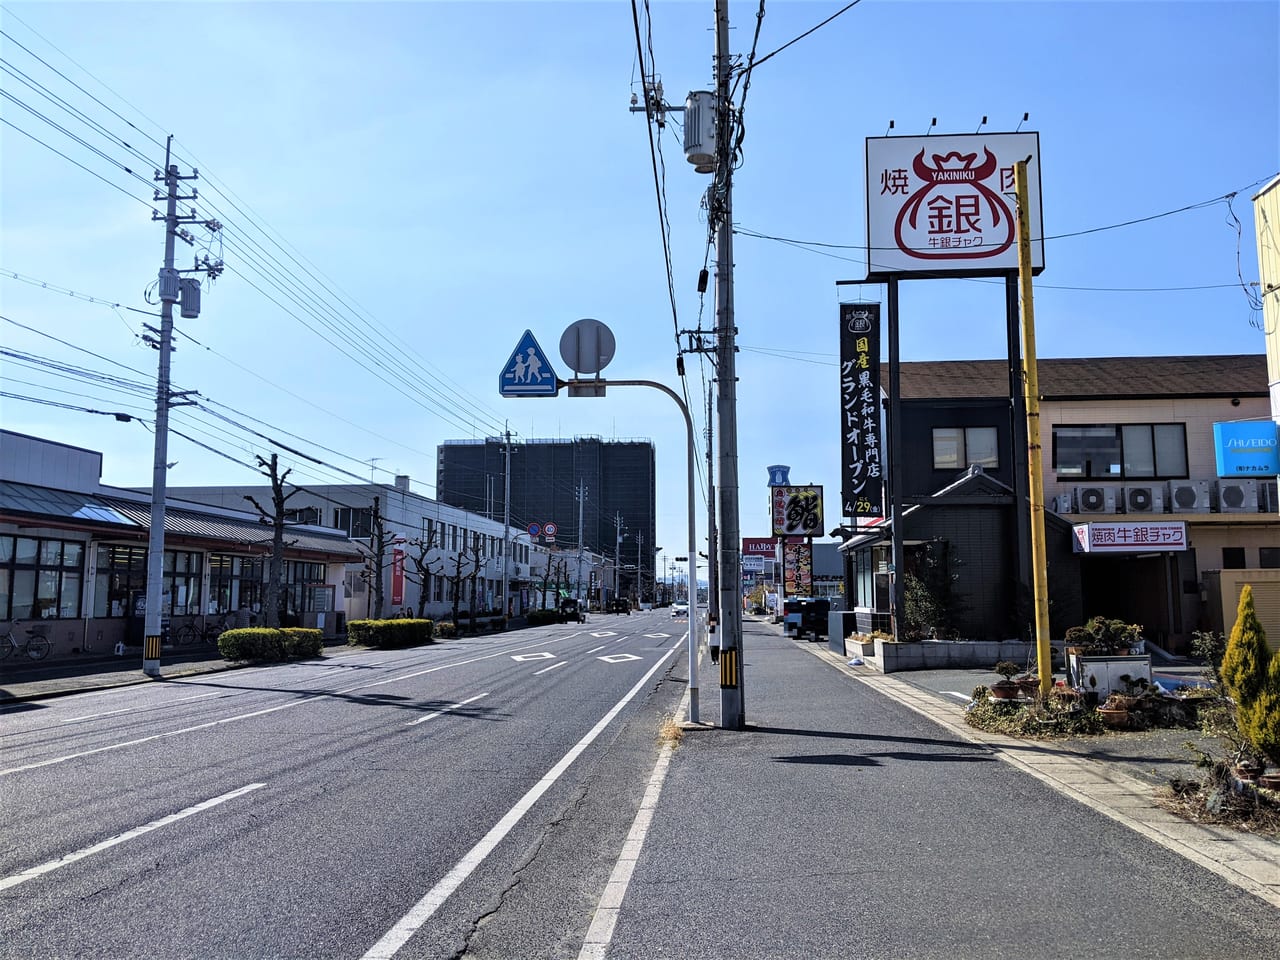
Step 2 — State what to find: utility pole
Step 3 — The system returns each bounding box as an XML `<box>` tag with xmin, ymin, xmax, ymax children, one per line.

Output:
<box><xmin>142</xmin><ymin>136</ymin><xmax>217</xmax><ymax>677</ymax></box>
<box><xmin>613</xmin><ymin>511</ymin><xmax>625</xmax><ymax>600</ymax></box>
<box><xmin>576</xmin><ymin>481</ymin><xmax>587</xmax><ymax>603</ymax></box>
<box><xmin>501</xmin><ymin>425</ymin><xmax>512</xmax><ymax>624</ymax></box>
<box><xmin>712</xmin><ymin>0</ymin><xmax>745</xmax><ymax>728</ymax></box>
<box><xmin>705</xmin><ymin>386</ymin><xmax>719</xmax><ymax>633</ymax></box>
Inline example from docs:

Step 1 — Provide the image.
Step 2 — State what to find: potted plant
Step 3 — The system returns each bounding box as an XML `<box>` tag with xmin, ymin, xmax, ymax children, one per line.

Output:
<box><xmin>1096</xmin><ymin>693</ymin><xmax>1131</xmax><ymax>729</ymax></box>
<box><xmin>990</xmin><ymin>660</ymin><xmax>1021</xmax><ymax>700</ymax></box>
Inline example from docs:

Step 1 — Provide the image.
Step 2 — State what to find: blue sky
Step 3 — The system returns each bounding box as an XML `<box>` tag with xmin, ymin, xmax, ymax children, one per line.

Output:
<box><xmin>2</xmin><ymin>1</ymin><xmax>1276</xmax><ymax>570</ymax></box>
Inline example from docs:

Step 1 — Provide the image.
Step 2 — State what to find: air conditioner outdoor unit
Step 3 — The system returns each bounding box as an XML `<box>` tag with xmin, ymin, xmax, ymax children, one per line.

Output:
<box><xmin>1124</xmin><ymin>486</ymin><xmax>1163</xmax><ymax>514</ymax></box>
<box><xmin>1051</xmin><ymin>493</ymin><xmax>1074</xmax><ymax>514</ymax></box>
<box><xmin>1216</xmin><ymin>479</ymin><xmax>1258</xmax><ymax>513</ymax></box>
<box><xmin>1075</xmin><ymin>486</ymin><xmax>1116</xmax><ymax>514</ymax></box>
<box><xmin>1261</xmin><ymin>479</ymin><xmax>1279</xmax><ymax>513</ymax></box>
<box><xmin>1167</xmin><ymin>479</ymin><xmax>1211</xmax><ymax>513</ymax></box>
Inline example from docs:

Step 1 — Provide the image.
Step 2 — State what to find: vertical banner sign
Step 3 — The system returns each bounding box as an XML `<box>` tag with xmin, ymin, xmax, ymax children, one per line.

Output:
<box><xmin>783</xmin><ymin>540</ymin><xmax>813</xmax><ymax>595</ymax></box>
<box><xmin>771</xmin><ymin>485</ymin><xmax>824</xmax><ymax>537</ymax></box>
<box><xmin>839</xmin><ymin>303</ymin><xmax>884</xmax><ymax>519</ymax></box>
<box><xmin>391</xmin><ymin>547</ymin><xmax>405</xmax><ymax>607</ymax></box>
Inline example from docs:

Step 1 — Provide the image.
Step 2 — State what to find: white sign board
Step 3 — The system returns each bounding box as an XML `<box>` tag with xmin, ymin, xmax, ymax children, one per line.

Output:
<box><xmin>866</xmin><ymin>132</ymin><xmax>1043</xmax><ymax>278</ymax></box>
<box><xmin>1071</xmin><ymin>521</ymin><xmax>1187</xmax><ymax>554</ymax></box>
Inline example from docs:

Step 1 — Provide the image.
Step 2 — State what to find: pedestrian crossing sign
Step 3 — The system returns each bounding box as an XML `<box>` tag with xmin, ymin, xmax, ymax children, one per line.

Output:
<box><xmin>500</xmin><ymin>329</ymin><xmax>559</xmax><ymax>397</ymax></box>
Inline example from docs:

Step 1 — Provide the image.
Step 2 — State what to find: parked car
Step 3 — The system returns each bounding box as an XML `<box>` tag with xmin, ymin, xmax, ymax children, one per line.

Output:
<box><xmin>559</xmin><ymin>597</ymin><xmax>586</xmax><ymax>623</ymax></box>
<box><xmin>671</xmin><ymin>602</ymin><xmax>688</xmax><ymax>618</ymax></box>
<box><xmin>609</xmin><ymin>598</ymin><xmax>631</xmax><ymax>615</ymax></box>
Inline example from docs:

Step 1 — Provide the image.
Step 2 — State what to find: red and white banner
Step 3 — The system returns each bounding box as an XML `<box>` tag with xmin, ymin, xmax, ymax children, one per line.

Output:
<box><xmin>391</xmin><ymin>548</ymin><xmax>405</xmax><ymax>605</ymax></box>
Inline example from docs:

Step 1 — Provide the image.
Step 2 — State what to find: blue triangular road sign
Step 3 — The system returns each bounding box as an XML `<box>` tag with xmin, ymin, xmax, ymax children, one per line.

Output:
<box><xmin>499</xmin><ymin>329</ymin><xmax>559</xmax><ymax>397</ymax></box>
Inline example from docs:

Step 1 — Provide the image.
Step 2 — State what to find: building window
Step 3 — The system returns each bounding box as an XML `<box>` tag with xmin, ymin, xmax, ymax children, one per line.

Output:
<box><xmin>281</xmin><ymin>560</ymin><xmax>331</xmax><ymax>619</ymax></box>
<box><xmin>93</xmin><ymin>545</ymin><xmax>200</xmax><ymax>618</ymax></box>
<box><xmin>334</xmin><ymin>507</ymin><xmax>373</xmax><ymax>539</ymax></box>
<box><xmin>932</xmin><ymin>427</ymin><xmax>998</xmax><ymax>471</ymax></box>
<box><xmin>1222</xmin><ymin>547</ymin><xmax>1246</xmax><ymax>570</ymax></box>
<box><xmin>285</xmin><ymin>506</ymin><xmax>321</xmax><ymax>525</ymax></box>
<box><xmin>0</xmin><ymin>535</ymin><xmax>84</xmax><ymax>621</ymax></box>
<box><xmin>209</xmin><ymin>553</ymin><xmax>265</xmax><ymax>616</ymax></box>
<box><xmin>1260</xmin><ymin>547</ymin><xmax>1280</xmax><ymax>569</ymax></box>
<box><xmin>165</xmin><ymin>550</ymin><xmax>204</xmax><ymax>616</ymax></box>
<box><xmin>1053</xmin><ymin>424</ymin><xmax>1187</xmax><ymax>479</ymax></box>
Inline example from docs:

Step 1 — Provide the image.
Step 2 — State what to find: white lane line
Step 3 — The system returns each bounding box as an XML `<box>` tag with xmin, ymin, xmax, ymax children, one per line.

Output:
<box><xmin>533</xmin><ymin>661</ymin><xmax>568</xmax><ymax>676</ymax></box>
<box><xmin>0</xmin><ymin>782</ymin><xmax>264</xmax><ymax>892</ymax></box>
<box><xmin>361</xmin><ymin>639</ymin><xmax>683</xmax><ymax>960</ymax></box>
<box><xmin>0</xmin><ymin>696</ymin><xmax>324</xmax><ymax>777</ymax></box>
<box><xmin>944</xmin><ymin>691</ymin><xmax>971</xmax><ymax>701</ymax></box>
<box><xmin>405</xmin><ymin>693</ymin><xmax>489</xmax><ymax>727</ymax></box>
<box><xmin>5</xmin><ymin>636</ymin><xmax>588</xmax><ymax>776</ymax></box>
<box><xmin>578</xmin><ymin>689</ymin><xmax>687</xmax><ymax>960</ymax></box>
<box><xmin>61</xmin><ymin>691</ymin><xmax>227</xmax><ymax>723</ymax></box>
<box><xmin>586</xmin><ymin>645</ymin><xmax>608</xmax><ymax>655</ymax></box>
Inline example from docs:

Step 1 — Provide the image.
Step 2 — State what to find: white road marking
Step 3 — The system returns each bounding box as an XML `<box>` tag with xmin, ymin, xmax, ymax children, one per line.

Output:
<box><xmin>598</xmin><ymin>653</ymin><xmax>641</xmax><ymax>664</ymax></box>
<box><xmin>512</xmin><ymin>652</ymin><xmax>555</xmax><ymax>662</ymax></box>
<box><xmin>578</xmin><ymin>689</ymin><xmax>687</xmax><ymax>960</ymax></box>
<box><xmin>405</xmin><ymin>693</ymin><xmax>489</xmax><ymax>727</ymax></box>
<box><xmin>590</xmin><ymin>631</ymin><xmax>616</xmax><ymax>638</ymax></box>
<box><xmin>945</xmin><ymin>691</ymin><xmax>972</xmax><ymax>701</ymax></box>
<box><xmin>534</xmin><ymin>661</ymin><xmax>568</xmax><ymax>676</ymax></box>
<box><xmin>585</xmin><ymin>645</ymin><xmax>608</xmax><ymax>655</ymax></box>
<box><xmin>644</xmin><ymin>633</ymin><xmax>670</xmax><ymax>639</ymax></box>
<box><xmin>3</xmin><ymin>635</ymin><xmax>581</xmax><ymax>777</ymax></box>
<box><xmin>61</xmin><ymin>691</ymin><xmax>226</xmax><ymax>723</ymax></box>
<box><xmin>361</xmin><ymin>639</ymin><xmax>682</xmax><ymax>960</ymax></box>
<box><xmin>0</xmin><ymin>782</ymin><xmax>265</xmax><ymax>891</ymax></box>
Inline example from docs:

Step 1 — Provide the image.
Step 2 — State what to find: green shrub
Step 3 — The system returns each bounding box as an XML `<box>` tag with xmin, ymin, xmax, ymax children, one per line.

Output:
<box><xmin>1221</xmin><ymin>585</ymin><xmax>1270</xmax><ymax>709</ymax></box>
<box><xmin>1244</xmin><ymin>652</ymin><xmax>1280</xmax><ymax>767</ymax></box>
<box><xmin>281</xmin><ymin>627</ymin><xmax>323</xmax><ymax>658</ymax></box>
<box><xmin>435</xmin><ymin>621</ymin><xmax>456</xmax><ymax>638</ymax></box>
<box><xmin>526</xmin><ymin>609</ymin><xmax>561</xmax><ymax>627</ymax></box>
<box><xmin>347</xmin><ymin>618</ymin><xmax>434</xmax><ymax>649</ymax></box>
<box><xmin>218</xmin><ymin>627</ymin><xmax>286</xmax><ymax>662</ymax></box>
<box><xmin>1063</xmin><ymin>616</ymin><xmax>1143</xmax><ymax>653</ymax></box>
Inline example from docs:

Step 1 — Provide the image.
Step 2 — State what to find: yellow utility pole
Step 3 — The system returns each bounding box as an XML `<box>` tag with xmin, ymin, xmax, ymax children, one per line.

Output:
<box><xmin>1015</xmin><ymin>159</ymin><xmax>1053</xmax><ymax>693</ymax></box>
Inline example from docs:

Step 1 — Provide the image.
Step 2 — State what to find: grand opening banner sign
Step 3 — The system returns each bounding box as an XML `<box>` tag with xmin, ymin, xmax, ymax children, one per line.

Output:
<box><xmin>840</xmin><ymin>303</ymin><xmax>883</xmax><ymax>520</ymax></box>
<box><xmin>865</xmin><ymin>132</ymin><xmax>1043</xmax><ymax>279</ymax></box>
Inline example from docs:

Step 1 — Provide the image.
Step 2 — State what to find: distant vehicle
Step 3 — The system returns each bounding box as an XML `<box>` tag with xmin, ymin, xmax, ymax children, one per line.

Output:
<box><xmin>671</xmin><ymin>602</ymin><xmax>688</xmax><ymax>618</ymax></box>
<box><xmin>609</xmin><ymin>598</ymin><xmax>631</xmax><ymax>615</ymax></box>
<box><xmin>559</xmin><ymin>597</ymin><xmax>586</xmax><ymax>623</ymax></box>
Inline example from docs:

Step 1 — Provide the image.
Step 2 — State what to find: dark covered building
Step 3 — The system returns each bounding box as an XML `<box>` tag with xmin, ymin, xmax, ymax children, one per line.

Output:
<box><xmin>437</xmin><ymin>437</ymin><xmax>658</xmax><ymax>602</ymax></box>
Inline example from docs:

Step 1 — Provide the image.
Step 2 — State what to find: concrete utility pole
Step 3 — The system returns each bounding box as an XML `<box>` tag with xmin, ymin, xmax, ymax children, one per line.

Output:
<box><xmin>576</xmin><ymin>481</ymin><xmax>587</xmax><ymax>602</ymax></box>
<box><xmin>712</xmin><ymin>0</ymin><xmax>745</xmax><ymax>728</ymax></box>
<box><xmin>143</xmin><ymin>136</ymin><xmax>214</xmax><ymax>677</ymax></box>
<box><xmin>501</xmin><ymin>426</ymin><xmax>513</xmax><ymax>623</ymax></box>
<box><xmin>705</xmin><ymin>386</ymin><xmax>719</xmax><ymax>634</ymax></box>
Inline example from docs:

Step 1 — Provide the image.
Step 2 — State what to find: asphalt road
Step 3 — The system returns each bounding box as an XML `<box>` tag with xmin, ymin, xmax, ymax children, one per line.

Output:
<box><xmin>0</xmin><ymin>611</ymin><xmax>691</xmax><ymax>960</ymax></box>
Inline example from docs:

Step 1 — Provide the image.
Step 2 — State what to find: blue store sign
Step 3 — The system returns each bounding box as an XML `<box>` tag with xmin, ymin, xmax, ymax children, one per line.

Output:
<box><xmin>1213</xmin><ymin>420</ymin><xmax>1279</xmax><ymax>477</ymax></box>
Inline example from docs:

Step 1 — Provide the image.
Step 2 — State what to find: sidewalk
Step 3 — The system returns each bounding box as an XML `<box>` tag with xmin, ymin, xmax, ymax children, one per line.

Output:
<box><xmin>696</xmin><ymin>617</ymin><xmax>1278</xmax><ymax>900</ymax></box>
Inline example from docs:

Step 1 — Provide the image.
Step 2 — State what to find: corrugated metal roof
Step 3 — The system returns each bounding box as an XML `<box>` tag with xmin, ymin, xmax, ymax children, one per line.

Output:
<box><xmin>0</xmin><ymin>480</ymin><xmax>362</xmax><ymax>559</ymax></box>
<box><xmin>0</xmin><ymin>481</ymin><xmax>137</xmax><ymax>527</ymax></box>
<box><xmin>99</xmin><ymin>496</ymin><xmax>364</xmax><ymax>557</ymax></box>
<box><xmin>886</xmin><ymin>354</ymin><xmax>1268</xmax><ymax>400</ymax></box>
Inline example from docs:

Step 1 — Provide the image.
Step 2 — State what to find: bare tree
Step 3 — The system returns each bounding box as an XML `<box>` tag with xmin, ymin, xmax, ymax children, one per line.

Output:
<box><xmin>358</xmin><ymin>496</ymin><xmax>391</xmax><ymax>620</ymax></box>
<box><xmin>243</xmin><ymin>453</ymin><xmax>300</xmax><ymax>629</ymax></box>
<box><xmin>429</xmin><ymin>543</ymin><xmax>481</xmax><ymax>628</ymax></box>
<box><xmin>402</xmin><ymin>529</ymin><xmax>439</xmax><ymax>619</ymax></box>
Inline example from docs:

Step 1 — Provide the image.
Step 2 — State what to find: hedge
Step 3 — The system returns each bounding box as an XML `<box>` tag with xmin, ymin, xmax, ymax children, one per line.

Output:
<box><xmin>218</xmin><ymin>627</ymin><xmax>323</xmax><ymax>662</ymax></box>
<box><xmin>347</xmin><ymin>618</ymin><xmax>435</xmax><ymax>649</ymax></box>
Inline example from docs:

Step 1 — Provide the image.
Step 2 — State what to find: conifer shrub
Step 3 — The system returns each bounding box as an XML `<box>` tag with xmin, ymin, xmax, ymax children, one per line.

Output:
<box><xmin>1220</xmin><ymin>585</ymin><xmax>1270</xmax><ymax>709</ymax></box>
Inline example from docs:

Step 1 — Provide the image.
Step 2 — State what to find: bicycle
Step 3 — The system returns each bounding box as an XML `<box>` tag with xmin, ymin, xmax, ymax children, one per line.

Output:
<box><xmin>174</xmin><ymin>615</ymin><xmax>231</xmax><ymax>647</ymax></box>
<box><xmin>0</xmin><ymin>621</ymin><xmax>51</xmax><ymax>661</ymax></box>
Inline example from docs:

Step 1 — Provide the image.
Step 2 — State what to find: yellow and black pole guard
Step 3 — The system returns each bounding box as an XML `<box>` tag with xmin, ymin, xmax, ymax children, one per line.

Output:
<box><xmin>144</xmin><ymin>634</ymin><xmax>163</xmax><ymax>660</ymax></box>
<box><xmin>719</xmin><ymin>646</ymin><xmax>739</xmax><ymax>689</ymax></box>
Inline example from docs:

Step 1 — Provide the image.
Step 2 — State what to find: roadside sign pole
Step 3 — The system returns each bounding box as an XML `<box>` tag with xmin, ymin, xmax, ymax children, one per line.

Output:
<box><xmin>564</xmin><ymin>377</ymin><xmax>701</xmax><ymax>725</ymax></box>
